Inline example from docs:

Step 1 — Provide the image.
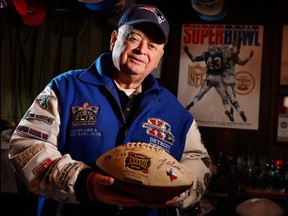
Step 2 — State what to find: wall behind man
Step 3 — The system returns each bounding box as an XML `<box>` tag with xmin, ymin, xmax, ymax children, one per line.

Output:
<box><xmin>1</xmin><ymin>0</ymin><xmax>287</xmax><ymax>161</ymax></box>
<box><xmin>156</xmin><ymin>0</ymin><xmax>288</xmax><ymax>160</ymax></box>
<box><xmin>0</xmin><ymin>2</ymin><xmax>113</xmax><ymax>123</ymax></box>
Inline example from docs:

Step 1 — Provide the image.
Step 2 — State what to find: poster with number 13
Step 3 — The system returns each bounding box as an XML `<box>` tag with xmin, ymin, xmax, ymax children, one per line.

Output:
<box><xmin>177</xmin><ymin>24</ymin><xmax>263</xmax><ymax>130</ymax></box>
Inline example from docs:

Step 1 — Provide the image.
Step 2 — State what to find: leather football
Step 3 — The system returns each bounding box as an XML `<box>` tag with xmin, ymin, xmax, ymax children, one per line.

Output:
<box><xmin>95</xmin><ymin>142</ymin><xmax>193</xmax><ymax>203</ymax></box>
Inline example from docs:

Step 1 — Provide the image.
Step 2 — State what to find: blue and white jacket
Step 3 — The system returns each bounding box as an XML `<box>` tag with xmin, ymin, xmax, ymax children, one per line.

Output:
<box><xmin>9</xmin><ymin>53</ymin><xmax>211</xmax><ymax>216</ymax></box>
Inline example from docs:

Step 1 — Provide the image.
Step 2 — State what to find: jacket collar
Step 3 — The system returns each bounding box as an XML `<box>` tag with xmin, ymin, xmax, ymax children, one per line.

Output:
<box><xmin>78</xmin><ymin>52</ymin><xmax>160</xmax><ymax>94</ymax></box>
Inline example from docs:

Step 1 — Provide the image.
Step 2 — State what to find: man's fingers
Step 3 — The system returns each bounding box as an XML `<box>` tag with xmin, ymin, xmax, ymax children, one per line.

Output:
<box><xmin>93</xmin><ymin>173</ymin><xmax>114</xmax><ymax>185</ymax></box>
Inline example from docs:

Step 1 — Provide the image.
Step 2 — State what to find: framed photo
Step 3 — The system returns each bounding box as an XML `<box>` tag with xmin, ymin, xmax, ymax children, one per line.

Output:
<box><xmin>275</xmin><ymin>95</ymin><xmax>288</xmax><ymax>144</ymax></box>
<box><xmin>280</xmin><ymin>25</ymin><xmax>288</xmax><ymax>86</ymax></box>
<box><xmin>277</xmin><ymin>113</ymin><xmax>288</xmax><ymax>143</ymax></box>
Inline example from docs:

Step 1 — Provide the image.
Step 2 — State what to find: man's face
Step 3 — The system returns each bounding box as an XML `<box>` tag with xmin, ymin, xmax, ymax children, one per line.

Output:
<box><xmin>110</xmin><ymin>24</ymin><xmax>165</xmax><ymax>79</ymax></box>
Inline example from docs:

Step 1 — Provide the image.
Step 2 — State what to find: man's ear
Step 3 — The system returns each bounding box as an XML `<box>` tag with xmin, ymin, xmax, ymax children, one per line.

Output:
<box><xmin>110</xmin><ymin>30</ymin><xmax>118</xmax><ymax>51</ymax></box>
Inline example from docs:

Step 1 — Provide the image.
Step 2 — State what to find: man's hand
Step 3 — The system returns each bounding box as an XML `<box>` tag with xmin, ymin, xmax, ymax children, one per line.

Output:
<box><xmin>88</xmin><ymin>172</ymin><xmax>143</xmax><ymax>207</ymax></box>
<box><xmin>87</xmin><ymin>172</ymin><xmax>176</xmax><ymax>208</ymax></box>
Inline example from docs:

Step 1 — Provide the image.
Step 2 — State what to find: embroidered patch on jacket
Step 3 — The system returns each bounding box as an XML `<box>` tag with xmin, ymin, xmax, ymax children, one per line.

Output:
<box><xmin>57</xmin><ymin>162</ymin><xmax>82</xmax><ymax>191</ymax></box>
<box><xmin>36</xmin><ymin>94</ymin><xmax>57</xmax><ymax>109</ymax></box>
<box><xmin>16</xmin><ymin>125</ymin><xmax>49</xmax><ymax>141</ymax></box>
<box><xmin>44</xmin><ymin>157</ymin><xmax>62</xmax><ymax>185</ymax></box>
<box><xmin>33</xmin><ymin>158</ymin><xmax>53</xmax><ymax>180</ymax></box>
<box><xmin>142</xmin><ymin>117</ymin><xmax>175</xmax><ymax>144</ymax></box>
<box><xmin>71</xmin><ymin>102</ymin><xmax>99</xmax><ymax>126</ymax></box>
<box><xmin>24</xmin><ymin>111</ymin><xmax>54</xmax><ymax>125</ymax></box>
<box><xmin>17</xmin><ymin>143</ymin><xmax>45</xmax><ymax>168</ymax></box>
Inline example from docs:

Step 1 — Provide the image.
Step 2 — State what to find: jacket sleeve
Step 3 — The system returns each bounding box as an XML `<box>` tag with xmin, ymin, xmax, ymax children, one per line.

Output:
<box><xmin>174</xmin><ymin>119</ymin><xmax>212</xmax><ymax>209</ymax></box>
<box><xmin>8</xmin><ymin>87</ymin><xmax>90</xmax><ymax>204</ymax></box>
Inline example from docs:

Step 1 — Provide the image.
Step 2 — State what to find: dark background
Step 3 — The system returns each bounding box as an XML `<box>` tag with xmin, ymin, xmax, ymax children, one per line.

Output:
<box><xmin>1</xmin><ymin>0</ymin><xmax>288</xmax><ymax>215</ymax></box>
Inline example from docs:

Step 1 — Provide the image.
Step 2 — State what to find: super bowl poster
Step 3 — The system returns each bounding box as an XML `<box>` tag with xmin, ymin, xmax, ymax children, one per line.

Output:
<box><xmin>177</xmin><ymin>24</ymin><xmax>263</xmax><ymax>130</ymax></box>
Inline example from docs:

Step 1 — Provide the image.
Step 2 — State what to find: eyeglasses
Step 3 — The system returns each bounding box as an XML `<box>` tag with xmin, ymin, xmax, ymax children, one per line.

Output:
<box><xmin>125</xmin><ymin>33</ymin><xmax>162</xmax><ymax>53</ymax></box>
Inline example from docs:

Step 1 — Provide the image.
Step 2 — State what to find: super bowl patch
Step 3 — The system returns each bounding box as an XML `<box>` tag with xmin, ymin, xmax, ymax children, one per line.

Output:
<box><xmin>71</xmin><ymin>102</ymin><xmax>99</xmax><ymax>126</ymax></box>
<box><xmin>142</xmin><ymin>117</ymin><xmax>175</xmax><ymax>145</ymax></box>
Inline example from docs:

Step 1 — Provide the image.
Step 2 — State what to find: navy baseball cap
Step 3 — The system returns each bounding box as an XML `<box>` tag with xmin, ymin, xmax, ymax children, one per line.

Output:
<box><xmin>118</xmin><ymin>4</ymin><xmax>169</xmax><ymax>44</ymax></box>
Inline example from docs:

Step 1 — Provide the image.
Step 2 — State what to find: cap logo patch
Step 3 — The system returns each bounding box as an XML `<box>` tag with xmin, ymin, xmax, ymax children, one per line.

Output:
<box><xmin>139</xmin><ymin>6</ymin><xmax>166</xmax><ymax>24</ymax></box>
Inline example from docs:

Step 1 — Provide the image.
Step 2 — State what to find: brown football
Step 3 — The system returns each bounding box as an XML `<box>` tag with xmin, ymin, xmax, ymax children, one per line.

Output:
<box><xmin>95</xmin><ymin>142</ymin><xmax>193</xmax><ymax>203</ymax></box>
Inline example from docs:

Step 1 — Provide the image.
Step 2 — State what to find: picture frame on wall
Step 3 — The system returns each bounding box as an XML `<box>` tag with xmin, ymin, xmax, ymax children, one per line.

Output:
<box><xmin>275</xmin><ymin>95</ymin><xmax>288</xmax><ymax>144</ymax></box>
<box><xmin>280</xmin><ymin>25</ymin><xmax>288</xmax><ymax>86</ymax></box>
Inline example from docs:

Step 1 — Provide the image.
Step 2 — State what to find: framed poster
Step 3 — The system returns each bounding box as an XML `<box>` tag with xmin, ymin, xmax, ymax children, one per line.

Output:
<box><xmin>280</xmin><ymin>25</ymin><xmax>288</xmax><ymax>86</ymax></box>
<box><xmin>177</xmin><ymin>24</ymin><xmax>264</xmax><ymax>130</ymax></box>
<box><xmin>276</xmin><ymin>95</ymin><xmax>288</xmax><ymax>143</ymax></box>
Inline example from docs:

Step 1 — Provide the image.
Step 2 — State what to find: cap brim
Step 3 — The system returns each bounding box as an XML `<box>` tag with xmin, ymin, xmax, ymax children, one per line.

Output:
<box><xmin>124</xmin><ymin>19</ymin><xmax>167</xmax><ymax>44</ymax></box>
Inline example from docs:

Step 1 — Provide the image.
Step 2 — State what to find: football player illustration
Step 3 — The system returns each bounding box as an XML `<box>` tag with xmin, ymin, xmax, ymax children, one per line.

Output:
<box><xmin>183</xmin><ymin>44</ymin><xmax>233</xmax><ymax>122</ymax></box>
<box><xmin>221</xmin><ymin>37</ymin><xmax>254</xmax><ymax>122</ymax></box>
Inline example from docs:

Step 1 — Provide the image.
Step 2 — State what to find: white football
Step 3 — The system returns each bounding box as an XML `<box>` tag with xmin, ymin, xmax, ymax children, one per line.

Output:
<box><xmin>95</xmin><ymin>142</ymin><xmax>193</xmax><ymax>203</ymax></box>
